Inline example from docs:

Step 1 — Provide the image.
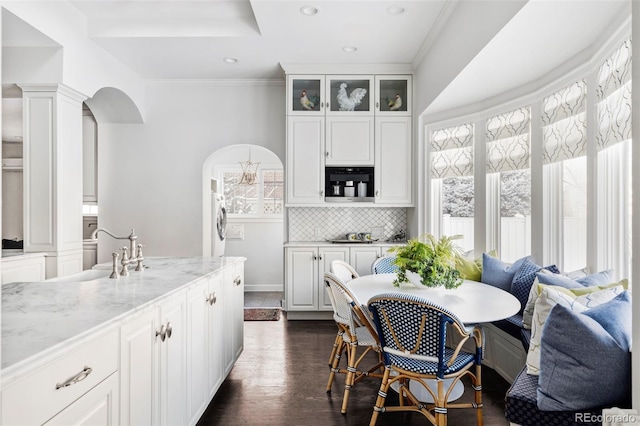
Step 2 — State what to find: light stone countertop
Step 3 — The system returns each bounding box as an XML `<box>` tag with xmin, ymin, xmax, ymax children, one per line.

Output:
<box><xmin>1</xmin><ymin>256</ymin><xmax>245</xmax><ymax>383</ymax></box>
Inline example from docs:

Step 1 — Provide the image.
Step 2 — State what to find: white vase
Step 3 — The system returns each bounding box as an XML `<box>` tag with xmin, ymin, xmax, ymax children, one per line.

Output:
<box><xmin>406</xmin><ymin>270</ymin><xmax>424</xmax><ymax>288</ymax></box>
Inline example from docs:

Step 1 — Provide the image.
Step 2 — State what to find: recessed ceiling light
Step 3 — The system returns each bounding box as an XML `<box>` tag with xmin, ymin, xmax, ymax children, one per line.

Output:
<box><xmin>300</xmin><ymin>5</ymin><xmax>318</xmax><ymax>16</ymax></box>
<box><xmin>342</xmin><ymin>46</ymin><xmax>358</xmax><ymax>53</ymax></box>
<box><xmin>386</xmin><ymin>6</ymin><xmax>405</xmax><ymax>15</ymax></box>
<box><xmin>222</xmin><ymin>57</ymin><xmax>238</xmax><ymax>64</ymax></box>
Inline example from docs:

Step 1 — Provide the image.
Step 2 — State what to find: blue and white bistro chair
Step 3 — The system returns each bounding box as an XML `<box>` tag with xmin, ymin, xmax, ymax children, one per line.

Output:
<box><xmin>367</xmin><ymin>293</ymin><xmax>484</xmax><ymax>426</ymax></box>
<box><xmin>371</xmin><ymin>256</ymin><xmax>399</xmax><ymax>274</ymax></box>
<box><xmin>324</xmin><ymin>272</ymin><xmax>384</xmax><ymax>414</ymax></box>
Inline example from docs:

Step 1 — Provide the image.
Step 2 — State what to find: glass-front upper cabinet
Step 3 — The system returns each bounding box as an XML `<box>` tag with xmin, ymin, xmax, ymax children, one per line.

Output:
<box><xmin>288</xmin><ymin>75</ymin><xmax>325</xmax><ymax>115</ymax></box>
<box><xmin>326</xmin><ymin>75</ymin><xmax>374</xmax><ymax>115</ymax></box>
<box><xmin>375</xmin><ymin>75</ymin><xmax>412</xmax><ymax>116</ymax></box>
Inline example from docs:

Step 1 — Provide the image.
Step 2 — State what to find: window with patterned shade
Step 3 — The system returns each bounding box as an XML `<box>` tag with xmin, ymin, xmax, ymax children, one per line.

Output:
<box><xmin>541</xmin><ymin>81</ymin><xmax>588</xmax><ymax>271</ymax></box>
<box><xmin>429</xmin><ymin>124</ymin><xmax>474</xmax><ymax>252</ymax></box>
<box><xmin>595</xmin><ymin>38</ymin><xmax>632</xmax><ymax>281</ymax></box>
<box><xmin>485</xmin><ymin>107</ymin><xmax>531</xmax><ymax>262</ymax></box>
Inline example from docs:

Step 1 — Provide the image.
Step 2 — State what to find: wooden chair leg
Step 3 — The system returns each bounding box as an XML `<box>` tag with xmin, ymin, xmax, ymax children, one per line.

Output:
<box><xmin>341</xmin><ymin>340</ymin><xmax>357</xmax><ymax>414</ymax></box>
<box><xmin>369</xmin><ymin>367</ymin><xmax>391</xmax><ymax>426</ymax></box>
<box><xmin>475</xmin><ymin>364</ymin><xmax>483</xmax><ymax>426</ymax></box>
<box><xmin>328</xmin><ymin>329</ymin><xmax>344</xmax><ymax>366</ymax></box>
<box><xmin>326</xmin><ymin>335</ymin><xmax>345</xmax><ymax>394</ymax></box>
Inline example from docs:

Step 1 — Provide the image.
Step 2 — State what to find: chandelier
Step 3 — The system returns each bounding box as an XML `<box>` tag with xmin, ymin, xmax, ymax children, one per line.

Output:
<box><xmin>238</xmin><ymin>149</ymin><xmax>260</xmax><ymax>185</ymax></box>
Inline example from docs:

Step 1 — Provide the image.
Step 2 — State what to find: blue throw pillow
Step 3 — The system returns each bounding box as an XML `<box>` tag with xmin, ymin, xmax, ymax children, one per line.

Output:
<box><xmin>536</xmin><ymin>272</ymin><xmax>590</xmax><ymax>290</ymax></box>
<box><xmin>481</xmin><ymin>253</ymin><xmax>531</xmax><ymax>292</ymax></box>
<box><xmin>575</xmin><ymin>269</ymin><xmax>613</xmax><ymax>286</ymax></box>
<box><xmin>510</xmin><ymin>259</ymin><xmax>559</xmax><ymax>313</ymax></box>
<box><xmin>537</xmin><ymin>292</ymin><xmax>632</xmax><ymax>411</ymax></box>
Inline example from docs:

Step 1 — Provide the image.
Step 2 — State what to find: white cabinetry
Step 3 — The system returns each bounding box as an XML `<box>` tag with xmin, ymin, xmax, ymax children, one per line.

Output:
<box><xmin>187</xmin><ymin>274</ymin><xmax>224</xmax><ymax>425</ymax></box>
<box><xmin>350</xmin><ymin>245</ymin><xmax>395</xmax><ymax>276</ymax></box>
<box><xmin>375</xmin><ymin>117</ymin><xmax>412</xmax><ymax>205</ymax></box>
<box><xmin>224</xmin><ymin>262</ymin><xmax>244</xmax><ymax>375</ymax></box>
<box><xmin>82</xmin><ymin>109</ymin><xmax>98</xmax><ymax>204</ymax></box>
<box><xmin>286</xmin><ymin>116</ymin><xmax>324</xmax><ymax>204</ymax></box>
<box><xmin>285</xmin><ymin>246</ymin><xmax>348</xmax><ymax>312</ymax></box>
<box><xmin>1</xmin><ymin>329</ymin><xmax>119</xmax><ymax>426</ymax></box>
<box><xmin>120</xmin><ymin>291</ymin><xmax>187</xmax><ymax>426</ymax></box>
<box><xmin>285</xmin><ymin>71</ymin><xmax>412</xmax><ymax>206</ymax></box>
<box><xmin>45</xmin><ymin>374</ymin><xmax>118</xmax><ymax>426</ymax></box>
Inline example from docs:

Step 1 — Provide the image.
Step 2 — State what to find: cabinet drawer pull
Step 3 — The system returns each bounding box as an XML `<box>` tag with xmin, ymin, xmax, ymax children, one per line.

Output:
<box><xmin>56</xmin><ymin>366</ymin><xmax>93</xmax><ymax>389</ymax></box>
<box><xmin>156</xmin><ymin>324</ymin><xmax>167</xmax><ymax>342</ymax></box>
<box><xmin>165</xmin><ymin>322</ymin><xmax>173</xmax><ymax>339</ymax></box>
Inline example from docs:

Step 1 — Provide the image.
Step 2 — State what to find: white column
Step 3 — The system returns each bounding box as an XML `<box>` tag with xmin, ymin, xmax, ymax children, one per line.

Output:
<box><xmin>20</xmin><ymin>84</ymin><xmax>87</xmax><ymax>278</ymax></box>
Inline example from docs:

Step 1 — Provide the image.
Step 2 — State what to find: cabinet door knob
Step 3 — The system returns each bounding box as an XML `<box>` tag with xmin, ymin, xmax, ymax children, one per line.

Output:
<box><xmin>156</xmin><ymin>324</ymin><xmax>167</xmax><ymax>342</ymax></box>
<box><xmin>325</xmin><ymin>151</ymin><xmax>329</xmax><ymax>157</ymax></box>
<box><xmin>376</xmin><ymin>101</ymin><xmax>380</xmax><ymax>109</ymax></box>
<box><xmin>319</xmin><ymin>255</ymin><xmax>323</xmax><ymax>260</ymax></box>
<box><xmin>320</xmin><ymin>102</ymin><xmax>324</xmax><ymax>109</ymax></box>
<box><xmin>235</xmin><ymin>276</ymin><xmax>242</xmax><ymax>286</ymax></box>
<box><xmin>375</xmin><ymin>190</ymin><xmax>379</xmax><ymax>196</ymax></box>
<box><xmin>165</xmin><ymin>321</ymin><xmax>173</xmax><ymax>339</ymax></box>
<box><xmin>313</xmin><ymin>255</ymin><xmax>317</xmax><ymax>260</ymax></box>
<box><xmin>320</xmin><ymin>190</ymin><xmax>324</xmax><ymax>196</ymax></box>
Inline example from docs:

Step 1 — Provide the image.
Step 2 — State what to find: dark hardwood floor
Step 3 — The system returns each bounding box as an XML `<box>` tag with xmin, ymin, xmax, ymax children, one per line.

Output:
<box><xmin>197</xmin><ymin>315</ymin><xmax>511</xmax><ymax>426</ymax></box>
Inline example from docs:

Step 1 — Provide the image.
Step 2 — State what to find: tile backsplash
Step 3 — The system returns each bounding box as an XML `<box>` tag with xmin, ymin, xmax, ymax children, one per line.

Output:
<box><xmin>288</xmin><ymin>207</ymin><xmax>407</xmax><ymax>242</ymax></box>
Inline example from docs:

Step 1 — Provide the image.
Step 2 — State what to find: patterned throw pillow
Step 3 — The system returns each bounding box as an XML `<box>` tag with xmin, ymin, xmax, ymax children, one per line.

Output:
<box><xmin>525</xmin><ymin>284</ymin><xmax>624</xmax><ymax>375</ymax></box>
<box><xmin>521</xmin><ymin>271</ymin><xmax>625</xmax><ymax>330</ymax></box>
<box><xmin>510</xmin><ymin>259</ymin><xmax>559</xmax><ymax>314</ymax></box>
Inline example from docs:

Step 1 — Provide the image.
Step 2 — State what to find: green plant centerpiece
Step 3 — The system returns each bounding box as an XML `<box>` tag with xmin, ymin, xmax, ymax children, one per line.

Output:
<box><xmin>389</xmin><ymin>234</ymin><xmax>463</xmax><ymax>289</ymax></box>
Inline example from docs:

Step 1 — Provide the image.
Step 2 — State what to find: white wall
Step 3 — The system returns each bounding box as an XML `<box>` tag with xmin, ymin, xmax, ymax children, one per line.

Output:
<box><xmin>97</xmin><ymin>80</ymin><xmax>285</xmax><ymax>268</ymax></box>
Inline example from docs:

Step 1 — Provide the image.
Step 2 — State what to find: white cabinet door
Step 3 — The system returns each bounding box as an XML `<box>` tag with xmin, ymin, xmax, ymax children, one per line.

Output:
<box><xmin>318</xmin><ymin>247</ymin><xmax>349</xmax><ymax>310</ymax></box>
<box><xmin>350</xmin><ymin>246</ymin><xmax>383</xmax><ymax>276</ymax></box>
<box><xmin>45</xmin><ymin>373</ymin><xmax>118</xmax><ymax>426</ymax></box>
<box><xmin>207</xmin><ymin>274</ymin><xmax>225</xmax><ymax>398</ymax></box>
<box><xmin>325</xmin><ymin>117</ymin><xmax>375</xmax><ymax>166</ymax></box>
<box><xmin>286</xmin><ymin>116</ymin><xmax>325</xmax><ymax>204</ymax></box>
<box><xmin>82</xmin><ymin>113</ymin><xmax>98</xmax><ymax>203</ymax></box>
<box><xmin>285</xmin><ymin>247</ymin><xmax>318</xmax><ymax>311</ymax></box>
<box><xmin>326</xmin><ymin>75</ymin><xmax>374</xmax><ymax>115</ymax></box>
<box><xmin>223</xmin><ymin>264</ymin><xmax>245</xmax><ymax>375</ymax></box>
<box><xmin>186</xmin><ymin>278</ymin><xmax>209</xmax><ymax>425</ymax></box>
<box><xmin>375</xmin><ymin>116</ymin><xmax>412</xmax><ymax>205</ymax></box>
<box><xmin>120</xmin><ymin>308</ymin><xmax>159</xmax><ymax>426</ymax></box>
<box><xmin>287</xmin><ymin>75</ymin><xmax>325</xmax><ymax>115</ymax></box>
<box><xmin>158</xmin><ymin>292</ymin><xmax>187</xmax><ymax>426</ymax></box>
<box><xmin>374</xmin><ymin>75</ymin><xmax>412</xmax><ymax>116</ymax></box>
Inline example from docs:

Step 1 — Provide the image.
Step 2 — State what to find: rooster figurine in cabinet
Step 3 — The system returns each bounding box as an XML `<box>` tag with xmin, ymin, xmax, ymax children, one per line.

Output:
<box><xmin>300</xmin><ymin>90</ymin><xmax>315</xmax><ymax>111</ymax></box>
<box><xmin>387</xmin><ymin>94</ymin><xmax>403</xmax><ymax>111</ymax></box>
<box><xmin>336</xmin><ymin>82</ymin><xmax>367</xmax><ymax>111</ymax></box>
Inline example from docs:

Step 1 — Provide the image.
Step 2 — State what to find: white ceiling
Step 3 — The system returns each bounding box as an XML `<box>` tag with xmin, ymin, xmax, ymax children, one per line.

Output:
<box><xmin>69</xmin><ymin>0</ymin><xmax>449</xmax><ymax>80</ymax></box>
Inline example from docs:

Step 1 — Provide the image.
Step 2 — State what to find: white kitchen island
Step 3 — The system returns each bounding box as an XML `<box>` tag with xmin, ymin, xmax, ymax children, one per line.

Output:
<box><xmin>1</xmin><ymin>256</ymin><xmax>246</xmax><ymax>426</ymax></box>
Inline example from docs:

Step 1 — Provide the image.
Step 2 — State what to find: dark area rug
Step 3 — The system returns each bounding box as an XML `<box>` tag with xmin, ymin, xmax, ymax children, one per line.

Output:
<box><xmin>244</xmin><ymin>307</ymin><xmax>282</xmax><ymax>321</ymax></box>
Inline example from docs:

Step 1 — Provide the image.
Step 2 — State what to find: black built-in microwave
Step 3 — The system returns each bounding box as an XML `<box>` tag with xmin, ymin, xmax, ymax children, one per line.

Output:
<box><xmin>325</xmin><ymin>167</ymin><xmax>374</xmax><ymax>202</ymax></box>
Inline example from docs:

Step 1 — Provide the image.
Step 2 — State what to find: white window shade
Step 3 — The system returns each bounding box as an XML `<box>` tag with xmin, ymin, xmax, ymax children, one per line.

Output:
<box><xmin>542</xmin><ymin>80</ymin><xmax>587</xmax><ymax>164</ymax></box>
<box><xmin>430</xmin><ymin>123</ymin><xmax>474</xmax><ymax>178</ymax></box>
<box><xmin>596</xmin><ymin>39</ymin><xmax>632</xmax><ymax>152</ymax></box>
<box><xmin>485</xmin><ymin>107</ymin><xmax>531</xmax><ymax>173</ymax></box>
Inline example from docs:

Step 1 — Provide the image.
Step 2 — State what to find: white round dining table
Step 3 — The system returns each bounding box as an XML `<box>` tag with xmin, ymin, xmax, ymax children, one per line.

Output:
<box><xmin>347</xmin><ymin>273</ymin><xmax>520</xmax><ymax>324</ymax></box>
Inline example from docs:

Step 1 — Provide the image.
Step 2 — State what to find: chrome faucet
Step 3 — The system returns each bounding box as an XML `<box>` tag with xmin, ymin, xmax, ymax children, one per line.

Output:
<box><xmin>91</xmin><ymin>228</ymin><xmax>144</xmax><ymax>278</ymax></box>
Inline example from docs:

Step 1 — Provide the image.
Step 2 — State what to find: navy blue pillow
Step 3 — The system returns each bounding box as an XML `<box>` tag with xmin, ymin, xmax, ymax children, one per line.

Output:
<box><xmin>510</xmin><ymin>259</ymin><xmax>559</xmax><ymax>313</ymax></box>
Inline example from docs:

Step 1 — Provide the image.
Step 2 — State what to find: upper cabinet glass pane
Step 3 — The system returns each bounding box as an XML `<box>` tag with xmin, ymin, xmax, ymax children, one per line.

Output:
<box><xmin>291</xmin><ymin>78</ymin><xmax>322</xmax><ymax>113</ymax></box>
<box><xmin>329</xmin><ymin>78</ymin><xmax>371</xmax><ymax>112</ymax></box>
<box><xmin>378</xmin><ymin>79</ymin><xmax>408</xmax><ymax>113</ymax></box>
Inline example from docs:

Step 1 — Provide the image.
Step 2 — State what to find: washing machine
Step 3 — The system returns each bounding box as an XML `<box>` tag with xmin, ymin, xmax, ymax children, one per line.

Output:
<box><xmin>212</xmin><ymin>192</ymin><xmax>227</xmax><ymax>257</ymax></box>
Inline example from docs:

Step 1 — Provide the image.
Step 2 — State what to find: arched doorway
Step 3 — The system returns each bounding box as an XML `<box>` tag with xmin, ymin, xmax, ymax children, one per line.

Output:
<box><xmin>202</xmin><ymin>144</ymin><xmax>284</xmax><ymax>292</ymax></box>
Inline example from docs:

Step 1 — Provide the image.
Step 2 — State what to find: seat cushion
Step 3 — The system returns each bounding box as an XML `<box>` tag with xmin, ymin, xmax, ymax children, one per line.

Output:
<box><xmin>505</xmin><ymin>367</ymin><xmax>602</xmax><ymax>426</ymax></box>
<box><xmin>492</xmin><ymin>313</ymin><xmax>523</xmax><ymax>340</ymax></box>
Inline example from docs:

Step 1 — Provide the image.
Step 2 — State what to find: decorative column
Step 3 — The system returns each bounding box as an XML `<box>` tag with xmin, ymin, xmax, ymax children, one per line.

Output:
<box><xmin>20</xmin><ymin>84</ymin><xmax>87</xmax><ymax>278</ymax></box>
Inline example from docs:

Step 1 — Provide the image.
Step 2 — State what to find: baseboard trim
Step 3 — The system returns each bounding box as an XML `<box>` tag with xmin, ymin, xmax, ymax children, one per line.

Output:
<box><xmin>244</xmin><ymin>284</ymin><xmax>284</xmax><ymax>292</ymax></box>
<box><xmin>285</xmin><ymin>311</ymin><xmax>334</xmax><ymax>320</ymax></box>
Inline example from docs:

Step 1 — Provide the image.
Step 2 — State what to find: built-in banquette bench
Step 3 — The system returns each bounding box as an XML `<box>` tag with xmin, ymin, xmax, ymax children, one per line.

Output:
<box><xmin>455</xmin><ymin>253</ymin><xmax>632</xmax><ymax>426</ymax></box>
